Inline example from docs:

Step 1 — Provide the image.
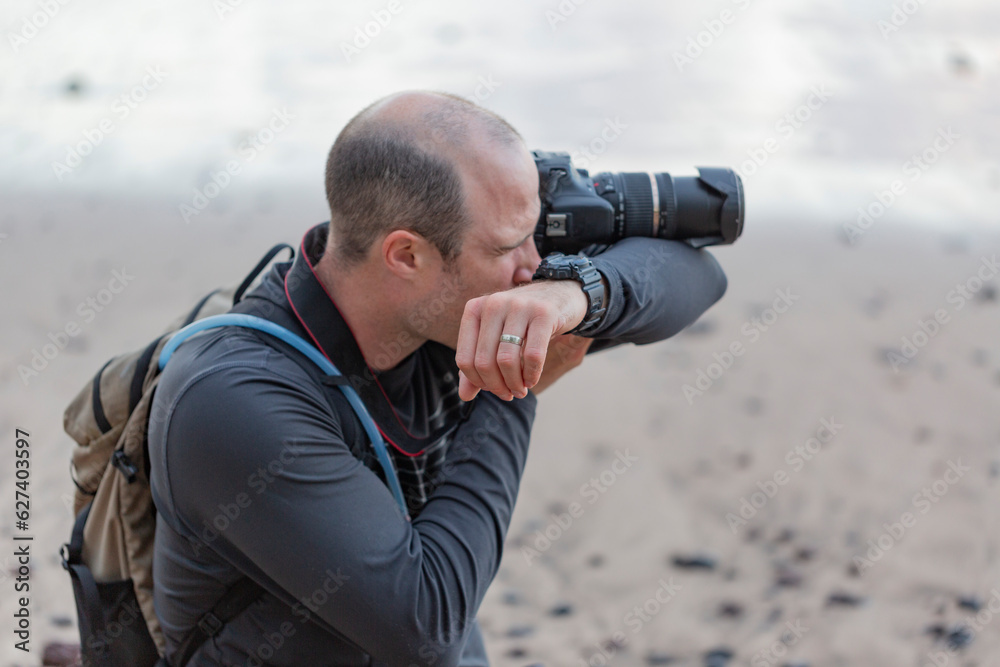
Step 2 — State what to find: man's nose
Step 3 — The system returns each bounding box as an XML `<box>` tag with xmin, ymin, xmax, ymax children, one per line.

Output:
<box><xmin>513</xmin><ymin>241</ymin><xmax>543</xmax><ymax>287</ymax></box>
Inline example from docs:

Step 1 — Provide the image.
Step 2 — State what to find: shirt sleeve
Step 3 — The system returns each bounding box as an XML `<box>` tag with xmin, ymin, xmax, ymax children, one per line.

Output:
<box><xmin>159</xmin><ymin>347</ymin><xmax>537</xmax><ymax>667</ymax></box>
<box><xmin>577</xmin><ymin>237</ymin><xmax>728</xmax><ymax>353</ymax></box>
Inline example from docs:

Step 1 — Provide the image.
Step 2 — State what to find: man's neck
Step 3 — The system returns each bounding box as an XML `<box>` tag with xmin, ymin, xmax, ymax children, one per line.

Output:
<box><xmin>315</xmin><ymin>257</ymin><xmax>426</xmax><ymax>373</ymax></box>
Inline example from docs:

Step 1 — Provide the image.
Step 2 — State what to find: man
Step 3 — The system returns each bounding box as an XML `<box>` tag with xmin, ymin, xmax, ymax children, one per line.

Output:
<box><xmin>148</xmin><ymin>91</ymin><xmax>728</xmax><ymax>666</ymax></box>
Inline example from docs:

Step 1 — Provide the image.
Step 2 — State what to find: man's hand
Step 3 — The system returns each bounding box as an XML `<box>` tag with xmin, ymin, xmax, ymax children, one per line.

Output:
<box><xmin>456</xmin><ymin>280</ymin><xmax>589</xmax><ymax>401</ymax></box>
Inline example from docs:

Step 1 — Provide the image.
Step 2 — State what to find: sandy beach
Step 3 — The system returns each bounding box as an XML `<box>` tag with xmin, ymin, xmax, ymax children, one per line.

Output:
<box><xmin>3</xmin><ymin>0</ymin><xmax>1000</xmax><ymax>664</ymax></box>
<box><xmin>1</xmin><ymin>192</ymin><xmax>997</xmax><ymax>666</ymax></box>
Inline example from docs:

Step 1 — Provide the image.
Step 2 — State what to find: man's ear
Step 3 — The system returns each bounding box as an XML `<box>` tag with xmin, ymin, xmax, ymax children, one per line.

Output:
<box><xmin>382</xmin><ymin>229</ymin><xmax>435</xmax><ymax>279</ymax></box>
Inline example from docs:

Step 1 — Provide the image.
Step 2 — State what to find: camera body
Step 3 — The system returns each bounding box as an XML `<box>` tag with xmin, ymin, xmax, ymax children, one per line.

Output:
<box><xmin>533</xmin><ymin>150</ymin><xmax>744</xmax><ymax>256</ymax></box>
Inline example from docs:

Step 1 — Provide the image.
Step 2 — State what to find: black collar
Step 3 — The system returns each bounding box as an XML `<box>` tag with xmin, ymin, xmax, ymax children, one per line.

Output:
<box><xmin>279</xmin><ymin>222</ymin><xmax>470</xmax><ymax>454</ymax></box>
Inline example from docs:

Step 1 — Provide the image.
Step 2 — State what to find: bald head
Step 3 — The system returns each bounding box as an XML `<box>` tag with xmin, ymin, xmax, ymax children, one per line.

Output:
<box><xmin>323</xmin><ymin>91</ymin><xmax>526</xmax><ymax>270</ymax></box>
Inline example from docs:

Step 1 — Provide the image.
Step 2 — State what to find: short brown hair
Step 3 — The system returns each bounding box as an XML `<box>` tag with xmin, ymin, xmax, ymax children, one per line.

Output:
<box><xmin>323</xmin><ymin>93</ymin><xmax>522</xmax><ymax>270</ymax></box>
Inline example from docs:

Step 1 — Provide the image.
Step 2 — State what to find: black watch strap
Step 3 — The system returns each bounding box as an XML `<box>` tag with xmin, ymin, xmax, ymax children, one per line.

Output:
<box><xmin>533</xmin><ymin>253</ymin><xmax>607</xmax><ymax>335</ymax></box>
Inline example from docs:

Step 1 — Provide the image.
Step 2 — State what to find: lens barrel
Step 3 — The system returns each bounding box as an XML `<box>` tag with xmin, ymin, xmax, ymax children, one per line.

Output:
<box><xmin>601</xmin><ymin>168</ymin><xmax>744</xmax><ymax>246</ymax></box>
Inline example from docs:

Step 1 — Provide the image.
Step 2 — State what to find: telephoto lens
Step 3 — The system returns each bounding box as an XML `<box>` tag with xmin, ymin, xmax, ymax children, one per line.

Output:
<box><xmin>533</xmin><ymin>150</ymin><xmax>745</xmax><ymax>255</ymax></box>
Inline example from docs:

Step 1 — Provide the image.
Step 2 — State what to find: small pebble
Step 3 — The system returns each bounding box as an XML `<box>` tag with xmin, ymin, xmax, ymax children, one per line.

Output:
<box><xmin>946</xmin><ymin>624</ymin><xmax>974</xmax><ymax>650</ymax></box>
<box><xmin>507</xmin><ymin>624</ymin><xmax>535</xmax><ymax>639</ymax></box>
<box><xmin>925</xmin><ymin>623</ymin><xmax>947</xmax><ymax>641</ymax></box>
<box><xmin>976</xmin><ymin>285</ymin><xmax>996</xmax><ymax>303</ymax></box>
<box><xmin>774</xmin><ymin>528</ymin><xmax>796</xmax><ymax>544</ymax></box>
<box><xmin>793</xmin><ymin>546</ymin><xmax>816</xmax><ymax>562</ymax></box>
<box><xmin>671</xmin><ymin>553</ymin><xmax>717</xmax><ymax>571</ymax></box>
<box><xmin>775</xmin><ymin>567</ymin><xmax>803</xmax><ymax>588</ymax></box>
<box><xmin>704</xmin><ymin>647</ymin><xmax>734</xmax><ymax>667</ymax></box>
<box><xmin>957</xmin><ymin>595</ymin><xmax>982</xmax><ymax>612</ymax></box>
<box><xmin>826</xmin><ymin>592</ymin><xmax>867</xmax><ymax>607</ymax></box>
<box><xmin>42</xmin><ymin>642</ymin><xmax>81</xmax><ymax>667</ymax></box>
<box><xmin>505</xmin><ymin>646</ymin><xmax>528</xmax><ymax>659</ymax></box>
<box><xmin>549</xmin><ymin>603</ymin><xmax>574</xmax><ymax>617</ymax></box>
<box><xmin>587</xmin><ymin>554</ymin><xmax>605</xmax><ymax>568</ymax></box>
<box><xmin>502</xmin><ymin>589</ymin><xmax>524</xmax><ymax>606</ymax></box>
<box><xmin>49</xmin><ymin>615</ymin><xmax>74</xmax><ymax>628</ymax></box>
<box><xmin>717</xmin><ymin>601</ymin><xmax>744</xmax><ymax>618</ymax></box>
<box><xmin>645</xmin><ymin>651</ymin><xmax>677</xmax><ymax>665</ymax></box>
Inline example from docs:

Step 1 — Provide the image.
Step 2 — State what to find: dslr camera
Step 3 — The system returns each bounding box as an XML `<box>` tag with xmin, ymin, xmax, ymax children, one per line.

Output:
<box><xmin>533</xmin><ymin>151</ymin><xmax>744</xmax><ymax>256</ymax></box>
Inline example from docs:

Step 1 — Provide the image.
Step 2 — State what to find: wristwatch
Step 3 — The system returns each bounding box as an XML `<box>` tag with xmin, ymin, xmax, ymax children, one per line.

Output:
<box><xmin>532</xmin><ymin>252</ymin><xmax>607</xmax><ymax>335</ymax></box>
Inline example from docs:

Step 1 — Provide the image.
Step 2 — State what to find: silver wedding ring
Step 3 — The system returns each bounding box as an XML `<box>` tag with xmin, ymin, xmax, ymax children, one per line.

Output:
<box><xmin>499</xmin><ymin>334</ymin><xmax>524</xmax><ymax>346</ymax></box>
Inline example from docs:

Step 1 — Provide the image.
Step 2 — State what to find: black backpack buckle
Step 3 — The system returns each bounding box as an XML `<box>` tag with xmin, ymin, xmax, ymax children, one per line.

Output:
<box><xmin>111</xmin><ymin>449</ymin><xmax>139</xmax><ymax>483</ymax></box>
<box><xmin>196</xmin><ymin>612</ymin><xmax>224</xmax><ymax>637</ymax></box>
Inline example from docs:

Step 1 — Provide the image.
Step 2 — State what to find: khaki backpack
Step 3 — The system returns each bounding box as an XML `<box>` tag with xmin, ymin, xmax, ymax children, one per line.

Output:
<box><xmin>60</xmin><ymin>244</ymin><xmax>293</xmax><ymax>666</ymax></box>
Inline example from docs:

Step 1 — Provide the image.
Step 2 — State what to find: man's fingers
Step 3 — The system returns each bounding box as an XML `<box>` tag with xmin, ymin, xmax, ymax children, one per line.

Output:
<box><xmin>456</xmin><ymin>299</ymin><xmax>485</xmax><ymax>399</ymax></box>
<box><xmin>495</xmin><ymin>311</ymin><xmax>531</xmax><ymax>398</ymax></box>
<box><xmin>521</xmin><ymin>316</ymin><xmax>552</xmax><ymax>389</ymax></box>
<box><xmin>473</xmin><ymin>298</ymin><xmax>513</xmax><ymax>399</ymax></box>
<box><xmin>457</xmin><ymin>370</ymin><xmax>480</xmax><ymax>402</ymax></box>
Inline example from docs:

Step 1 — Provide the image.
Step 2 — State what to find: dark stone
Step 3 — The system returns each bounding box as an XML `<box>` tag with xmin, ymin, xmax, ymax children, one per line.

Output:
<box><xmin>63</xmin><ymin>77</ymin><xmax>85</xmax><ymax>96</ymax></box>
<box><xmin>645</xmin><ymin>651</ymin><xmax>677</xmax><ymax>665</ymax></box>
<box><xmin>505</xmin><ymin>646</ymin><xmax>528</xmax><ymax>659</ymax></box>
<box><xmin>774</xmin><ymin>566</ymin><xmax>803</xmax><ymax>588</ymax></box>
<box><xmin>717</xmin><ymin>601</ymin><xmax>744</xmax><ymax>618</ymax></box>
<box><xmin>671</xmin><ymin>553</ymin><xmax>717</xmax><ymax>571</ymax></box>
<box><xmin>946</xmin><ymin>624</ymin><xmax>974</xmax><ymax>650</ymax></box>
<box><xmin>41</xmin><ymin>642</ymin><xmax>81</xmax><ymax>666</ymax></box>
<box><xmin>502</xmin><ymin>589</ymin><xmax>524</xmax><ymax>606</ymax></box>
<box><xmin>925</xmin><ymin>623</ymin><xmax>947</xmax><ymax>641</ymax></box>
<box><xmin>793</xmin><ymin>546</ymin><xmax>816</xmax><ymax>562</ymax></box>
<box><xmin>507</xmin><ymin>624</ymin><xmax>535</xmax><ymax>638</ymax></box>
<box><xmin>549</xmin><ymin>603</ymin><xmax>574</xmax><ymax>617</ymax></box>
<box><xmin>957</xmin><ymin>595</ymin><xmax>982</xmax><ymax>612</ymax></box>
<box><xmin>826</xmin><ymin>592</ymin><xmax>867</xmax><ymax>607</ymax></box>
<box><xmin>774</xmin><ymin>527</ymin><xmax>796</xmax><ymax>544</ymax></box>
<box><xmin>976</xmin><ymin>285</ymin><xmax>997</xmax><ymax>303</ymax></box>
<box><xmin>704</xmin><ymin>647</ymin><xmax>734</xmax><ymax>666</ymax></box>
<box><xmin>49</xmin><ymin>615</ymin><xmax>74</xmax><ymax>628</ymax></box>
<box><xmin>683</xmin><ymin>319</ymin><xmax>716</xmax><ymax>337</ymax></box>
<box><xmin>587</xmin><ymin>553</ymin><xmax>605</xmax><ymax>568</ymax></box>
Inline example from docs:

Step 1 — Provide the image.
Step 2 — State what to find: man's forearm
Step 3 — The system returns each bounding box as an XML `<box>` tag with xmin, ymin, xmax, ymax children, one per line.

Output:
<box><xmin>581</xmin><ymin>236</ymin><xmax>728</xmax><ymax>347</ymax></box>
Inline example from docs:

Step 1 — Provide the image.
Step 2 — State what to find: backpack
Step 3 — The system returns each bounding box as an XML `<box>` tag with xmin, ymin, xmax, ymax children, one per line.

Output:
<box><xmin>60</xmin><ymin>242</ymin><xmax>408</xmax><ymax>666</ymax></box>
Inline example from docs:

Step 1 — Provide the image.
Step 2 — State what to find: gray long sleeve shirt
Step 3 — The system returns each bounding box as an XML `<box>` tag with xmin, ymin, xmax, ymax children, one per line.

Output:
<box><xmin>148</xmin><ymin>222</ymin><xmax>727</xmax><ymax>666</ymax></box>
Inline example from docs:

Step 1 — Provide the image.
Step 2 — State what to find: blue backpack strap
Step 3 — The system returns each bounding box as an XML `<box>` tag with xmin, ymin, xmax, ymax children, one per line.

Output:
<box><xmin>158</xmin><ymin>314</ymin><xmax>409</xmax><ymax>520</ymax></box>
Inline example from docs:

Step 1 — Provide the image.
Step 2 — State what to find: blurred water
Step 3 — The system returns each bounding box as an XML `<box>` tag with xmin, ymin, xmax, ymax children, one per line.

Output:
<box><xmin>2</xmin><ymin>0</ymin><xmax>999</xmax><ymax>228</ymax></box>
